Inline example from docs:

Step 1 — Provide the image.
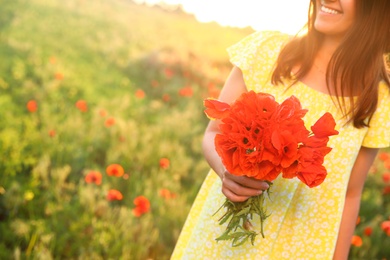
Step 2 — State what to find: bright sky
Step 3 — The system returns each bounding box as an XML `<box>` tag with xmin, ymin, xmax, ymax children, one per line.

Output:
<box><xmin>135</xmin><ymin>0</ymin><xmax>310</xmax><ymax>34</ymax></box>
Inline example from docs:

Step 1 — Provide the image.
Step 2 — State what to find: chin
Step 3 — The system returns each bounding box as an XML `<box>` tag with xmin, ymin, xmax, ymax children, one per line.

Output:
<box><xmin>314</xmin><ymin>21</ymin><xmax>338</xmax><ymax>35</ymax></box>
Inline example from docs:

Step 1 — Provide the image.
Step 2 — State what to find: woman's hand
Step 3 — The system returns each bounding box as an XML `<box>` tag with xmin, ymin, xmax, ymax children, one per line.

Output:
<box><xmin>220</xmin><ymin>169</ymin><xmax>270</xmax><ymax>202</ymax></box>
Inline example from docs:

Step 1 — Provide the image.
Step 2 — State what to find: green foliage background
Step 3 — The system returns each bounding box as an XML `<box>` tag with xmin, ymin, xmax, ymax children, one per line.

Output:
<box><xmin>0</xmin><ymin>0</ymin><xmax>389</xmax><ymax>259</ymax></box>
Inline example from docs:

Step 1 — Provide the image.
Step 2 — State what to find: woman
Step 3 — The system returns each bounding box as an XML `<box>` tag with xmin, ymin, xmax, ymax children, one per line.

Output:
<box><xmin>172</xmin><ymin>0</ymin><xmax>390</xmax><ymax>259</ymax></box>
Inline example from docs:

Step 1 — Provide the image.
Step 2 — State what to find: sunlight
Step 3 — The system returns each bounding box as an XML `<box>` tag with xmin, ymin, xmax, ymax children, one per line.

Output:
<box><xmin>137</xmin><ymin>0</ymin><xmax>309</xmax><ymax>34</ymax></box>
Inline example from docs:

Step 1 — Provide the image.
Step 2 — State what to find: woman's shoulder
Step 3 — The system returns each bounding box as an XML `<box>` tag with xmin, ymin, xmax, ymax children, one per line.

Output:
<box><xmin>229</xmin><ymin>30</ymin><xmax>291</xmax><ymax>53</ymax></box>
<box><xmin>379</xmin><ymin>80</ymin><xmax>390</xmax><ymax>95</ymax></box>
<box><xmin>227</xmin><ymin>31</ymin><xmax>290</xmax><ymax>71</ymax></box>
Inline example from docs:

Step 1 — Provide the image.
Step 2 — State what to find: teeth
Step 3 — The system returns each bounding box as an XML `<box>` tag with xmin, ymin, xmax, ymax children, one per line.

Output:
<box><xmin>321</xmin><ymin>5</ymin><xmax>340</xmax><ymax>14</ymax></box>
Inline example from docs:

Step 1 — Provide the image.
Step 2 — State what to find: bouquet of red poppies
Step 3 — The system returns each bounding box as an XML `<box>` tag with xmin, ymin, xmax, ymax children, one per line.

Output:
<box><xmin>204</xmin><ymin>90</ymin><xmax>339</xmax><ymax>247</ymax></box>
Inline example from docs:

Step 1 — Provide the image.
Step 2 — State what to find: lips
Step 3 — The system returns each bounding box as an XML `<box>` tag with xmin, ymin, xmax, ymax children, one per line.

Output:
<box><xmin>321</xmin><ymin>5</ymin><xmax>342</xmax><ymax>14</ymax></box>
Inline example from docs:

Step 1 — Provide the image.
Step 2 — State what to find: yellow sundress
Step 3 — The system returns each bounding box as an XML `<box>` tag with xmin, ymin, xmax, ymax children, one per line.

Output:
<box><xmin>171</xmin><ymin>31</ymin><xmax>390</xmax><ymax>260</ymax></box>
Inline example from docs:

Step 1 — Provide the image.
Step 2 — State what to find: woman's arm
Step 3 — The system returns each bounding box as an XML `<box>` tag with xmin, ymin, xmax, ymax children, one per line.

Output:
<box><xmin>333</xmin><ymin>146</ymin><xmax>379</xmax><ymax>260</ymax></box>
<box><xmin>202</xmin><ymin>66</ymin><xmax>270</xmax><ymax>202</ymax></box>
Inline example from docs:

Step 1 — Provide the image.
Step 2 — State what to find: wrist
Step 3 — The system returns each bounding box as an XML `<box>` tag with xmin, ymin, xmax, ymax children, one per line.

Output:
<box><xmin>217</xmin><ymin>166</ymin><xmax>227</xmax><ymax>180</ymax></box>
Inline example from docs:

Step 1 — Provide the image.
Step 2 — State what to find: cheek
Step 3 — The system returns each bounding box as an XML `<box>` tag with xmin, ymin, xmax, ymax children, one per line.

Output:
<box><xmin>344</xmin><ymin>12</ymin><xmax>356</xmax><ymax>31</ymax></box>
<box><xmin>343</xmin><ymin>1</ymin><xmax>357</xmax><ymax>27</ymax></box>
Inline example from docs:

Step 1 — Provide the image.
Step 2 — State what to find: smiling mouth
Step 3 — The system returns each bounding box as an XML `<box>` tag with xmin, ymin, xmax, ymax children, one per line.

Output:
<box><xmin>321</xmin><ymin>5</ymin><xmax>341</xmax><ymax>14</ymax></box>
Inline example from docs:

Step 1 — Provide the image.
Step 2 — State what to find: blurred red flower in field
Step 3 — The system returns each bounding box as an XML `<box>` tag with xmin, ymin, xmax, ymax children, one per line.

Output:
<box><xmin>159</xmin><ymin>158</ymin><xmax>170</xmax><ymax>169</ymax></box>
<box><xmin>105</xmin><ymin>117</ymin><xmax>115</xmax><ymax>127</ymax></box>
<box><xmin>135</xmin><ymin>89</ymin><xmax>145</xmax><ymax>99</ymax></box>
<box><xmin>379</xmin><ymin>153</ymin><xmax>390</xmax><ymax>169</ymax></box>
<box><xmin>179</xmin><ymin>86</ymin><xmax>193</xmax><ymax>97</ymax></box>
<box><xmin>48</xmin><ymin>129</ymin><xmax>56</xmax><ymax>137</ymax></box>
<box><xmin>381</xmin><ymin>220</ymin><xmax>390</xmax><ymax>236</ymax></box>
<box><xmin>26</xmin><ymin>100</ymin><xmax>38</xmax><ymax>113</ymax></box>
<box><xmin>207</xmin><ymin>82</ymin><xmax>220</xmax><ymax>98</ymax></box>
<box><xmin>385</xmin><ymin>160</ymin><xmax>390</xmax><ymax>170</ymax></box>
<box><xmin>107</xmin><ymin>189</ymin><xmax>123</xmax><ymax>201</ymax></box>
<box><xmin>55</xmin><ymin>72</ymin><xmax>64</xmax><ymax>80</ymax></box>
<box><xmin>207</xmin><ymin>82</ymin><xmax>216</xmax><ymax>89</ymax></box>
<box><xmin>351</xmin><ymin>235</ymin><xmax>363</xmax><ymax>247</ymax></box>
<box><xmin>162</xmin><ymin>94</ymin><xmax>170</xmax><ymax>102</ymax></box>
<box><xmin>364</xmin><ymin>226</ymin><xmax>373</xmax><ymax>236</ymax></box>
<box><xmin>99</xmin><ymin>109</ymin><xmax>107</xmax><ymax>117</ymax></box>
<box><xmin>182</xmin><ymin>70</ymin><xmax>191</xmax><ymax>78</ymax></box>
<box><xmin>383</xmin><ymin>172</ymin><xmax>390</xmax><ymax>183</ymax></box>
<box><xmin>164</xmin><ymin>68</ymin><xmax>174</xmax><ymax>79</ymax></box>
<box><xmin>356</xmin><ymin>216</ymin><xmax>360</xmax><ymax>225</ymax></box>
<box><xmin>132</xmin><ymin>196</ymin><xmax>150</xmax><ymax>217</ymax></box>
<box><xmin>381</xmin><ymin>221</ymin><xmax>390</xmax><ymax>236</ymax></box>
<box><xmin>85</xmin><ymin>171</ymin><xmax>102</xmax><ymax>185</ymax></box>
<box><xmin>379</xmin><ymin>152</ymin><xmax>390</xmax><ymax>161</ymax></box>
<box><xmin>106</xmin><ymin>164</ymin><xmax>124</xmax><ymax>177</ymax></box>
<box><xmin>208</xmin><ymin>88</ymin><xmax>221</xmax><ymax>98</ymax></box>
<box><xmin>75</xmin><ymin>100</ymin><xmax>88</xmax><ymax>112</ymax></box>
<box><xmin>123</xmin><ymin>174</ymin><xmax>129</xmax><ymax>180</ymax></box>
<box><xmin>383</xmin><ymin>186</ymin><xmax>390</xmax><ymax>195</ymax></box>
<box><xmin>159</xmin><ymin>189</ymin><xmax>176</xmax><ymax>199</ymax></box>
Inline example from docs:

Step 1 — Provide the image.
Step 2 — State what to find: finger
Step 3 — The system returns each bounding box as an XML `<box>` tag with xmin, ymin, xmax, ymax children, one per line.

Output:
<box><xmin>222</xmin><ymin>177</ymin><xmax>263</xmax><ymax>197</ymax></box>
<box><xmin>222</xmin><ymin>187</ymin><xmax>253</xmax><ymax>203</ymax></box>
<box><xmin>225</xmin><ymin>172</ymin><xmax>270</xmax><ymax>190</ymax></box>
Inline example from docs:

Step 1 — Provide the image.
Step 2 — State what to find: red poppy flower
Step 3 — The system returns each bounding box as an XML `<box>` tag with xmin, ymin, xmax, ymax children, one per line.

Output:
<box><xmin>385</xmin><ymin>160</ymin><xmax>390</xmax><ymax>170</ymax></box>
<box><xmin>297</xmin><ymin>163</ymin><xmax>328</xmax><ymax>188</ymax></box>
<box><xmin>351</xmin><ymin>235</ymin><xmax>363</xmax><ymax>247</ymax></box>
<box><xmin>85</xmin><ymin>171</ymin><xmax>102</xmax><ymax>185</ymax></box>
<box><xmin>311</xmin><ymin>112</ymin><xmax>339</xmax><ymax>138</ymax></box>
<box><xmin>207</xmin><ymin>83</ymin><xmax>220</xmax><ymax>98</ymax></box>
<box><xmin>182</xmin><ymin>70</ymin><xmax>191</xmax><ymax>79</ymax></box>
<box><xmin>207</xmin><ymin>82</ymin><xmax>216</xmax><ymax>89</ymax></box>
<box><xmin>208</xmin><ymin>88</ymin><xmax>220</xmax><ymax>98</ymax></box>
<box><xmin>135</xmin><ymin>89</ymin><xmax>145</xmax><ymax>99</ymax></box>
<box><xmin>104</xmin><ymin>117</ymin><xmax>115</xmax><ymax>127</ymax></box>
<box><xmin>381</xmin><ymin>220</ymin><xmax>390</xmax><ymax>236</ymax></box>
<box><xmin>55</xmin><ymin>72</ymin><xmax>64</xmax><ymax>80</ymax></box>
<box><xmin>364</xmin><ymin>226</ymin><xmax>373</xmax><ymax>236</ymax></box>
<box><xmin>379</xmin><ymin>152</ymin><xmax>390</xmax><ymax>161</ymax></box>
<box><xmin>159</xmin><ymin>158</ymin><xmax>170</xmax><ymax>169</ymax></box>
<box><xmin>179</xmin><ymin>86</ymin><xmax>193</xmax><ymax>97</ymax></box>
<box><xmin>107</xmin><ymin>189</ymin><xmax>123</xmax><ymax>201</ymax></box>
<box><xmin>106</xmin><ymin>164</ymin><xmax>124</xmax><ymax>177</ymax></box>
<box><xmin>204</xmin><ymin>99</ymin><xmax>231</xmax><ymax>119</ymax></box>
<box><xmin>26</xmin><ymin>100</ymin><xmax>38</xmax><ymax>113</ymax></box>
<box><xmin>132</xmin><ymin>196</ymin><xmax>150</xmax><ymax>217</ymax></box>
<box><xmin>383</xmin><ymin>172</ymin><xmax>390</xmax><ymax>183</ymax></box>
<box><xmin>159</xmin><ymin>189</ymin><xmax>176</xmax><ymax>199</ymax></box>
<box><xmin>164</xmin><ymin>68</ymin><xmax>174</xmax><ymax>79</ymax></box>
<box><xmin>99</xmin><ymin>109</ymin><xmax>107</xmax><ymax>117</ymax></box>
<box><xmin>48</xmin><ymin>130</ymin><xmax>56</xmax><ymax>137</ymax></box>
<box><xmin>75</xmin><ymin>100</ymin><xmax>88</xmax><ymax>112</ymax></box>
<box><xmin>356</xmin><ymin>216</ymin><xmax>361</xmax><ymax>225</ymax></box>
<box><xmin>383</xmin><ymin>186</ymin><xmax>390</xmax><ymax>195</ymax></box>
<box><xmin>162</xmin><ymin>93</ymin><xmax>171</xmax><ymax>102</ymax></box>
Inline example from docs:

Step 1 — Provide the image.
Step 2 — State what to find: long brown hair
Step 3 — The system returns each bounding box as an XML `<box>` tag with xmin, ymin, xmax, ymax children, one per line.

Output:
<box><xmin>272</xmin><ymin>0</ymin><xmax>390</xmax><ymax>128</ymax></box>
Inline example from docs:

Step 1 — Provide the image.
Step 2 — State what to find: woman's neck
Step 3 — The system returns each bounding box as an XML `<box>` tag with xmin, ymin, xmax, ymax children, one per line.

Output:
<box><xmin>317</xmin><ymin>37</ymin><xmax>342</xmax><ymax>64</ymax></box>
